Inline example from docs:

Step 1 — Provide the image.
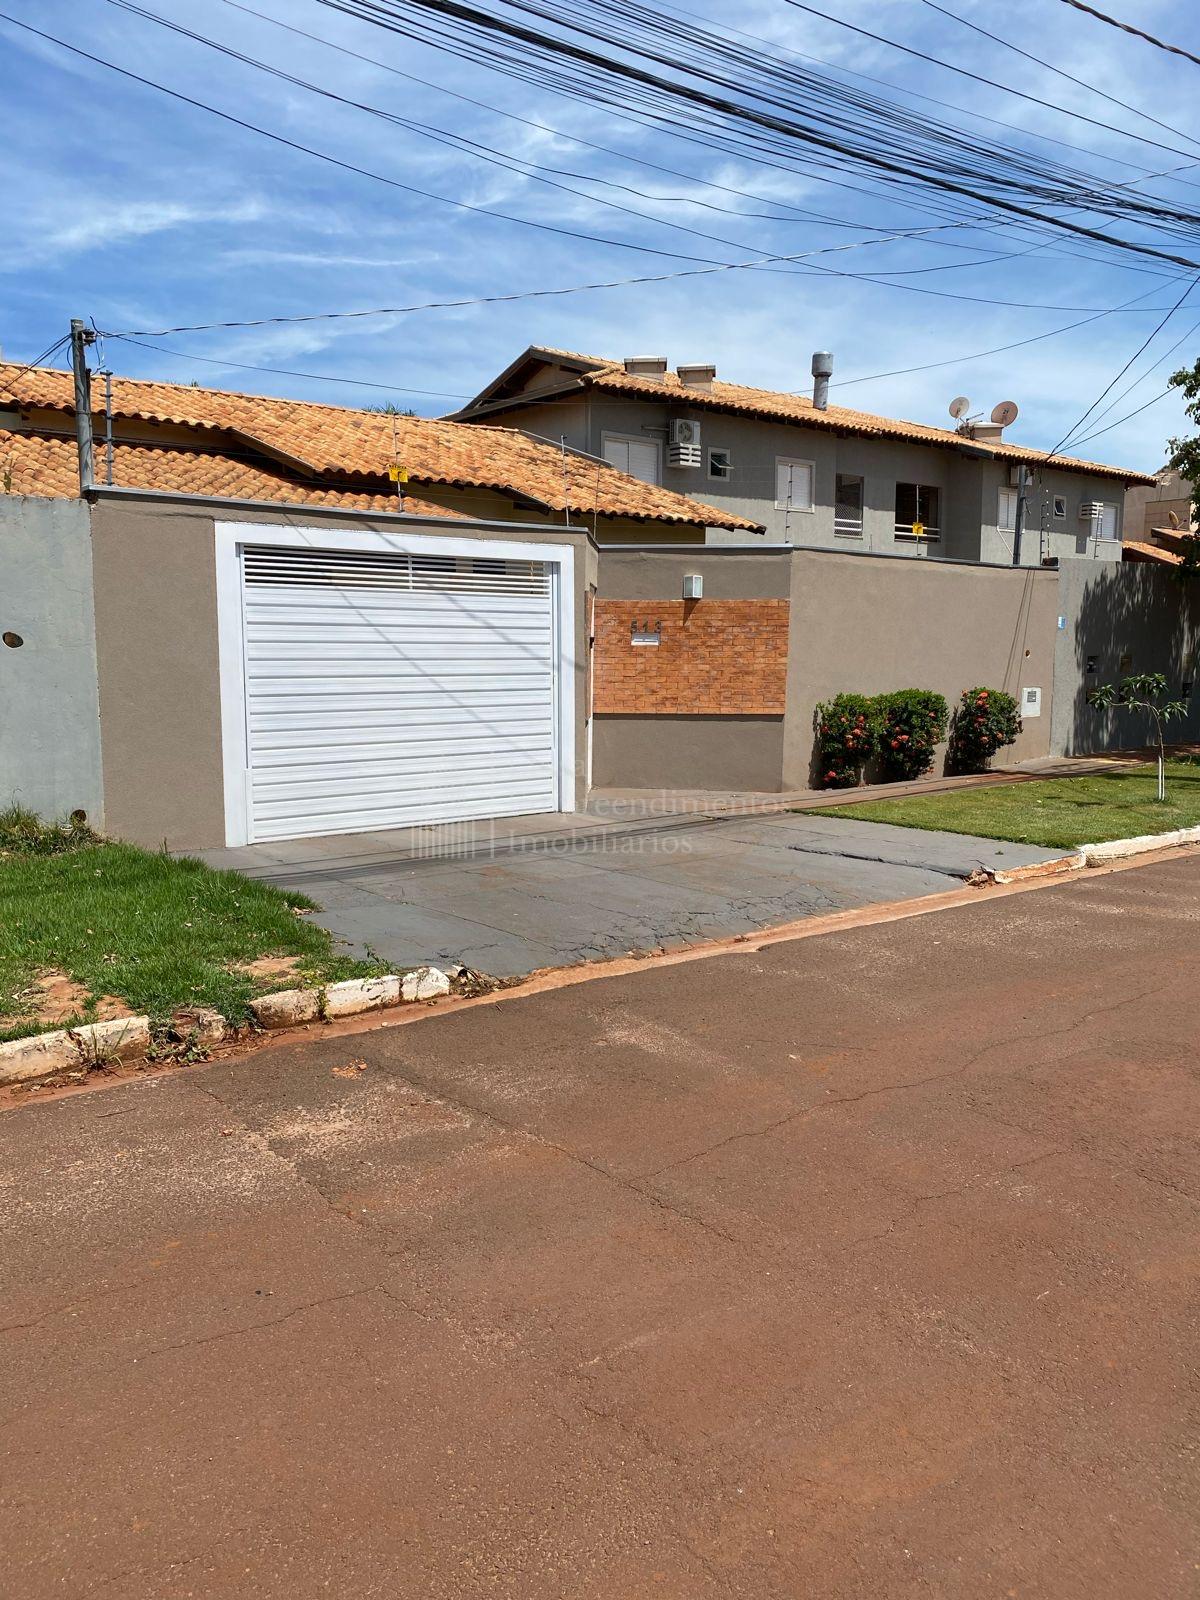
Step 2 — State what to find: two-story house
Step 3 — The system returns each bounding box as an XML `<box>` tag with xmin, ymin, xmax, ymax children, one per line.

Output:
<box><xmin>452</xmin><ymin>346</ymin><xmax>1154</xmax><ymax>561</ymax></box>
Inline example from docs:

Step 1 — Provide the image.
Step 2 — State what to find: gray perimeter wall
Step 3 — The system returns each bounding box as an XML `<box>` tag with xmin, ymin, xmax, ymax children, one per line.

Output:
<box><xmin>595</xmin><ymin>546</ymin><xmax>1060</xmax><ymax>791</ymax></box>
<box><xmin>1052</xmin><ymin>557</ymin><xmax>1200</xmax><ymax>756</ymax></box>
<box><xmin>784</xmin><ymin>550</ymin><xmax>1059</xmax><ymax>788</ymax></box>
<box><xmin>0</xmin><ymin>496</ymin><xmax>103</xmax><ymax>823</ymax></box>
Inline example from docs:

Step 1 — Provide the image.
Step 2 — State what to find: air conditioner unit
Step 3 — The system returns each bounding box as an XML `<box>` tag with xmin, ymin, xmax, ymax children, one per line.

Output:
<box><xmin>669</xmin><ymin>416</ymin><xmax>702</xmax><ymax>468</ymax></box>
<box><xmin>1079</xmin><ymin>501</ymin><xmax>1104</xmax><ymax>521</ymax></box>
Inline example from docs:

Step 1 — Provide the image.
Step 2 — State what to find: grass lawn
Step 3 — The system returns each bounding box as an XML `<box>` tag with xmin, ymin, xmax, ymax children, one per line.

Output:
<box><xmin>807</xmin><ymin>760</ymin><xmax>1200</xmax><ymax>850</ymax></box>
<box><xmin>0</xmin><ymin>828</ymin><xmax>383</xmax><ymax>1043</ymax></box>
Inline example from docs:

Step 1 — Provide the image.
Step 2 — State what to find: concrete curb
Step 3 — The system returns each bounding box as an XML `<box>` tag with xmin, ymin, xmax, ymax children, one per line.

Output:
<box><xmin>248</xmin><ymin>968</ymin><xmax>453</xmax><ymax>1031</ymax></box>
<box><xmin>1081</xmin><ymin>823</ymin><xmax>1200</xmax><ymax>864</ymax></box>
<box><xmin>0</xmin><ymin>1015</ymin><xmax>150</xmax><ymax>1088</ymax></box>
<box><xmin>989</xmin><ymin>823</ymin><xmax>1200</xmax><ymax>884</ymax></box>
<box><xmin>0</xmin><ymin>968</ymin><xmax>458</xmax><ymax>1086</ymax></box>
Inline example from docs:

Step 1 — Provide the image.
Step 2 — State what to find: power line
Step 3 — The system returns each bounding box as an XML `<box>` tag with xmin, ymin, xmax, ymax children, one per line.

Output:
<box><xmin>832</xmin><ymin>282</ymin><xmax>1169</xmax><ymax>390</ymax></box>
<box><xmin>102</xmin><ymin>335</ymin><xmax>470</xmax><ymax>399</ymax></box>
<box><xmin>781</xmin><ymin>0</ymin><xmax>1200</xmax><ymax>162</ymax></box>
<box><xmin>0</xmin><ymin>334</ymin><xmax>72</xmax><ymax>402</ymax></box>
<box><xmin>97</xmin><ymin>0</ymin><xmax>1187</xmax><ymax>312</ymax></box>
<box><xmin>1056</xmin><ymin>0</ymin><xmax>1200</xmax><ymax>69</ymax></box>
<box><xmin>919</xmin><ymin>0</ymin><xmax>1200</xmax><ymax>158</ymax></box>
<box><xmin>1062</xmin><ymin>313</ymin><xmax>1200</xmax><ymax>438</ymax></box>
<box><xmin>1067</xmin><ymin>386</ymin><xmax>1177</xmax><ymax>451</ymax></box>
<box><xmin>1045</xmin><ymin>274</ymin><xmax>1199</xmax><ymax>461</ymax></box>
<box><xmin>335</xmin><ymin>0</ymin><xmax>1200</xmax><ymax>274</ymax></box>
<box><xmin>655</xmin><ymin>0</ymin><xmax>1200</xmax><ymax>197</ymax></box>
<box><xmin>0</xmin><ymin>9</ymin><xmax>739</xmax><ymax>272</ymax></box>
<box><xmin>217</xmin><ymin>0</ymin><xmax>1200</xmax><ymax>282</ymax></box>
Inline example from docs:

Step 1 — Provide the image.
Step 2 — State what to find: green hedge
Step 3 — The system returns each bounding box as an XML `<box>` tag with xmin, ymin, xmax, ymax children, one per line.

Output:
<box><xmin>947</xmin><ymin>687</ymin><xmax>1021</xmax><ymax>774</ymax></box>
<box><xmin>813</xmin><ymin>693</ymin><xmax>879</xmax><ymax>788</ymax></box>
<box><xmin>815</xmin><ymin>689</ymin><xmax>965</xmax><ymax>788</ymax></box>
<box><xmin>874</xmin><ymin>690</ymin><xmax>949</xmax><ymax>782</ymax></box>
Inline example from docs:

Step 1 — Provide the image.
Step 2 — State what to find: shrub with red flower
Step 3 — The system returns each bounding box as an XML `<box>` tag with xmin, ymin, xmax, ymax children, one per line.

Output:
<box><xmin>947</xmin><ymin>687</ymin><xmax>1021</xmax><ymax>774</ymax></box>
<box><xmin>814</xmin><ymin>693</ymin><xmax>879</xmax><ymax>788</ymax></box>
<box><xmin>874</xmin><ymin>689</ymin><xmax>948</xmax><ymax>781</ymax></box>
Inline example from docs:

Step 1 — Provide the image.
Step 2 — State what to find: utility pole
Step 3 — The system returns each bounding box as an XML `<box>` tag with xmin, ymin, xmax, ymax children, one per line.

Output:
<box><xmin>70</xmin><ymin>319</ymin><xmax>95</xmax><ymax>495</ymax></box>
<box><xmin>1011</xmin><ymin>463</ymin><xmax>1028</xmax><ymax>566</ymax></box>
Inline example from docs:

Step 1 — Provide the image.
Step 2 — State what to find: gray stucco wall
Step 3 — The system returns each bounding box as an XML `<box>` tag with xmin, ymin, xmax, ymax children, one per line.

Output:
<box><xmin>784</xmin><ymin>551</ymin><xmax>1059</xmax><ymax>787</ymax></box>
<box><xmin>489</xmin><ymin>390</ymin><xmax>1130</xmax><ymax>562</ymax></box>
<box><xmin>90</xmin><ymin>494</ymin><xmax>593</xmax><ymax>849</ymax></box>
<box><xmin>0</xmin><ymin>496</ymin><xmax>103</xmax><ymax>823</ymax></box>
<box><xmin>1051</xmin><ymin>557</ymin><xmax>1200</xmax><ymax>757</ymax></box>
<box><xmin>593</xmin><ymin>545</ymin><xmax>1058</xmax><ymax>793</ymax></box>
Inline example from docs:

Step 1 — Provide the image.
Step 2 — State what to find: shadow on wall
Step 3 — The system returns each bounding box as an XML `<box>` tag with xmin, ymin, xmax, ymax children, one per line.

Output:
<box><xmin>1067</xmin><ymin>563</ymin><xmax>1200</xmax><ymax>754</ymax></box>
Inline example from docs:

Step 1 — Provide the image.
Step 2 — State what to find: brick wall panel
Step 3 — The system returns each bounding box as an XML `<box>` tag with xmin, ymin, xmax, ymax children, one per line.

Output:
<box><xmin>593</xmin><ymin>599</ymin><xmax>789</xmax><ymax>715</ymax></box>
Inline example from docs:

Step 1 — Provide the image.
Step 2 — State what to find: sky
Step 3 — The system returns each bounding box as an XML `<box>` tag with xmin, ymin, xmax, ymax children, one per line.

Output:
<box><xmin>2</xmin><ymin>0</ymin><xmax>1199</xmax><ymax>469</ymax></box>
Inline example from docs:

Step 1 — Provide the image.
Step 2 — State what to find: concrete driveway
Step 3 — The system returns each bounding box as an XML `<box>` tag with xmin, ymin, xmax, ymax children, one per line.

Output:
<box><xmin>3</xmin><ymin>856</ymin><xmax>1196</xmax><ymax>1597</ymax></box>
<box><xmin>195</xmin><ymin>808</ymin><xmax>1063</xmax><ymax>974</ymax></box>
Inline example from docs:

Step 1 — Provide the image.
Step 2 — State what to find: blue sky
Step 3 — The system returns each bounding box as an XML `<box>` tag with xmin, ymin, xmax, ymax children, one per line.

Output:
<box><xmin>2</xmin><ymin>0</ymin><xmax>1198</xmax><ymax>468</ymax></box>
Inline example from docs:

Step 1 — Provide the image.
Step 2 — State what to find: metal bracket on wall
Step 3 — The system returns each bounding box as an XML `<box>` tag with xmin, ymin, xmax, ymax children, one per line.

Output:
<box><xmin>631</xmin><ymin>618</ymin><xmax>662</xmax><ymax>646</ymax></box>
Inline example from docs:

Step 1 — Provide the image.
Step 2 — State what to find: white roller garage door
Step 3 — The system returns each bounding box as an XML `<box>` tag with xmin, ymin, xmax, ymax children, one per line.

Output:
<box><xmin>238</xmin><ymin>542</ymin><xmax>561</xmax><ymax>842</ymax></box>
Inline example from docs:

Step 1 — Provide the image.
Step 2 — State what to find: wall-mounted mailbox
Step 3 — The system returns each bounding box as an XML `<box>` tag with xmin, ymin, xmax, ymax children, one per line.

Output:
<box><xmin>630</xmin><ymin>619</ymin><xmax>662</xmax><ymax>646</ymax></box>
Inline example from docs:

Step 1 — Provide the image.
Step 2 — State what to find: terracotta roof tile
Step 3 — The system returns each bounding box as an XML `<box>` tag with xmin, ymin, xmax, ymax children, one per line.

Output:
<box><xmin>1122</xmin><ymin>538</ymin><xmax>1183</xmax><ymax>565</ymax></box>
<box><xmin>0</xmin><ymin>364</ymin><xmax>757</xmax><ymax>529</ymax></box>
<box><xmin>578</xmin><ymin>365</ymin><xmax>1153</xmax><ymax>484</ymax></box>
<box><xmin>0</xmin><ymin>430</ymin><xmax>464</xmax><ymax>518</ymax></box>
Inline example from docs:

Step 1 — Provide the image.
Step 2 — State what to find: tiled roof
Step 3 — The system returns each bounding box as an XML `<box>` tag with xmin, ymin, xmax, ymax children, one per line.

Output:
<box><xmin>459</xmin><ymin>352</ymin><xmax>1150</xmax><ymax>484</ymax></box>
<box><xmin>578</xmin><ymin>366</ymin><xmax>1152</xmax><ymax>484</ymax></box>
<box><xmin>0</xmin><ymin>430</ymin><xmax>462</xmax><ymax>518</ymax></box>
<box><xmin>1123</xmin><ymin>539</ymin><xmax>1182</xmax><ymax>565</ymax></box>
<box><xmin>0</xmin><ymin>363</ymin><xmax>757</xmax><ymax>529</ymax></box>
<box><xmin>1123</xmin><ymin>526</ymin><xmax>1199</xmax><ymax>565</ymax></box>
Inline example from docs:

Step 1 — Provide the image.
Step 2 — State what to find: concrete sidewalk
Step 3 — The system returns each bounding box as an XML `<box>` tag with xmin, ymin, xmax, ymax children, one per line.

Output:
<box><xmin>195</xmin><ymin>809</ymin><xmax>1064</xmax><ymax>976</ymax></box>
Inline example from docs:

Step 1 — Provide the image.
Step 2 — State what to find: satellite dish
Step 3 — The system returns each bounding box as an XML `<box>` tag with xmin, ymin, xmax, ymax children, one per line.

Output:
<box><xmin>991</xmin><ymin>400</ymin><xmax>1019</xmax><ymax>426</ymax></box>
<box><xmin>948</xmin><ymin>396</ymin><xmax>971</xmax><ymax>420</ymax></box>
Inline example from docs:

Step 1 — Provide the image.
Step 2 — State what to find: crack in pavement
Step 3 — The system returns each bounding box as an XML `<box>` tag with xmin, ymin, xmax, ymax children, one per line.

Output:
<box><xmin>139</xmin><ymin>1285</ymin><xmax>383</xmax><ymax>1362</ymax></box>
<box><xmin>631</xmin><ymin>978</ymin><xmax>1179</xmax><ymax>1186</ymax></box>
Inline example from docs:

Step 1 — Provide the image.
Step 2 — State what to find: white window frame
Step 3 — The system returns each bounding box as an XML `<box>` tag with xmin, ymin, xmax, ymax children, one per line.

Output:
<box><xmin>998</xmin><ymin>486</ymin><xmax>1018</xmax><ymax>533</ymax></box>
<box><xmin>894</xmin><ymin>482</ymin><xmax>941</xmax><ymax>541</ymax></box>
<box><xmin>1096</xmin><ymin>501</ymin><xmax>1119</xmax><ymax>540</ymax></box>
<box><xmin>775</xmin><ymin>456</ymin><xmax>815</xmax><ymax>512</ymax></box>
<box><xmin>214</xmin><ymin>521</ymin><xmax>577</xmax><ymax>848</ymax></box>
<box><xmin>601</xmin><ymin>431</ymin><xmax>661</xmax><ymax>485</ymax></box>
<box><xmin>1052</xmin><ymin>494</ymin><xmax>1067</xmax><ymax>519</ymax></box>
<box><xmin>706</xmin><ymin>446</ymin><xmax>732</xmax><ymax>481</ymax></box>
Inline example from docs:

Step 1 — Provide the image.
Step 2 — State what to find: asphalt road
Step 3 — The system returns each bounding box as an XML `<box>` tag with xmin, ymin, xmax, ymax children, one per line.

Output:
<box><xmin>3</xmin><ymin>857</ymin><xmax>1198</xmax><ymax>1598</ymax></box>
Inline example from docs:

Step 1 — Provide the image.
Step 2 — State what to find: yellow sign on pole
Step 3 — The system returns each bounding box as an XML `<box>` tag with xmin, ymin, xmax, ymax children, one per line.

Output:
<box><xmin>911</xmin><ymin>519</ymin><xmax>925</xmax><ymax>540</ymax></box>
<box><xmin>388</xmin><ymin>465</ymin><xmax>408</xmax><ymax>484</ymax></box>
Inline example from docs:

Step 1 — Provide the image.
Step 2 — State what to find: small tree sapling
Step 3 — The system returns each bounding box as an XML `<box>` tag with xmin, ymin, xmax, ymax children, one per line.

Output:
<box><xmin>1088</xmin><ymin>672</ymin><xmax>1189</xmax><ymax>802</ymax></box>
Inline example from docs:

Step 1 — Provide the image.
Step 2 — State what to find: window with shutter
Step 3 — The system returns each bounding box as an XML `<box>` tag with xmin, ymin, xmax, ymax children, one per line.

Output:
<box><xmin>775</xmin><ymin>458</ymin><xmax>814</xmax><ymax>510</ymax></box>
<box><xmin>602</xmin><ymin>434</ymin><xmax>660</xmax><ymax>484</ymax></box>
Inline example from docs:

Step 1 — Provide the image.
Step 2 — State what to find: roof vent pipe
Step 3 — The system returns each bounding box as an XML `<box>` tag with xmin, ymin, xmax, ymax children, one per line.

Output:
<box><xmin>811</xmin><ymin>351</ymin><xmax>833</xmax><ymax>411</ymax></box>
